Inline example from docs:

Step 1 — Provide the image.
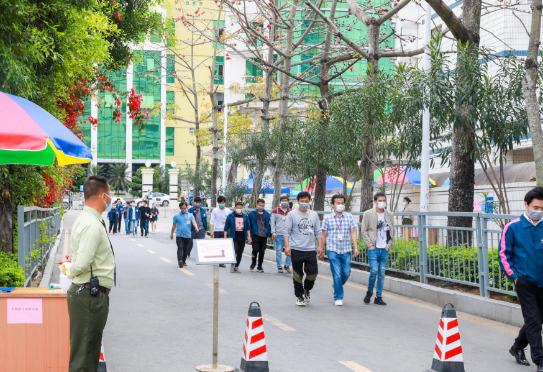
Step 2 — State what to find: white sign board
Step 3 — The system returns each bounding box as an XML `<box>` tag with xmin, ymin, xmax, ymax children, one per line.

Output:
<box><xmin>194</xmin><ymin>238</ymin><xmax>236</xmax><ymax>265</ymax></box>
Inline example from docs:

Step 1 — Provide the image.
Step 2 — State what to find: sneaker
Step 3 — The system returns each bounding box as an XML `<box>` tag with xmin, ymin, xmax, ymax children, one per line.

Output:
<box><xmin>335</xmin><ymin>299</ymin><xmax>344</xmax><ymax>306</ymax></box>
<box><xmin>230</xmin><ymin>264</ymin><xmax>236</xmax><ymax>273</ymax></box>
<box><xmin>178</xmin><ymin>260</ymin><xmax>184</xmax><ymax>268</ymax></box>
<box><xmin>296</xmin><ymin>295</ymin><xmax>306</xmax><ymax>307</ymax></box>
<box><xmin>183</xmin><ymin>261</ymin><xmax>187</xmax><ymax>266</ymax></box>
<box><xmin>304</xmin><ymin>289</ymin><xmax>311</xmax><ymax>303</ymax></box>
<box><xmin>257</xmin><ymin>267</ymin><xmax>264</xmax><ymax>273</ymax></box>
<box><xmin>284</xmin><ymin>266</ymin><xmax>292</xmax><ymax>274</ymax></box>
<box><xmin>277</xmin><ymin>268</ymin><xmax>284</xmax><ymax>273</ymax></box>
<box><xmin>235</xmin><ymin>267</ymin><xmax>241</xmax><ymax>273</ymax></box>
<box><xmin>250</xmin><ymin>263</ymin><xmax>256</xmax><ymax>271</ymax></box>
<box><xmin>363</xmin><ymin>291</ymin><xmax>372</xmax><ymax>304</ymax></box>
<box><xmin>374</xmin><ymin>297</ymin><xmax>387</xmax><ymax>306</ymax></box>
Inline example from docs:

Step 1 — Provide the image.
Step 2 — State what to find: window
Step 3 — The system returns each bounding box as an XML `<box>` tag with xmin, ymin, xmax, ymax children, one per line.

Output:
<box><xmin>245</xmin><ymin>59</ymin><xmax>263</xmax><ymax>99</ymax></box>
<box><xmin>166</xmin><ymin>54</ymin><xmax>175</xmax><ymax>84</ymax></box>
<box><xmin>214</xmin><ymin>56</ymin><xmax>224</xmax><ymax>85</ymax></box>
<box><xmin>214</xmin><ymin>92</ymin><xmax>224</xmax><ymax>112</ymax></box>
<box><xmin>213</xmin><ymin>21</ymin><xmax>225</xmax><ymax>49</ymax></box>
<box><xmin>166</xmin><ymin>127</ymin><xmax>175</xmax><ymax>156</ymax></box>
<box><xmin>166</xmin><ymin>91</ymin><xmax>175</xmax><ymax>114</ymax></box>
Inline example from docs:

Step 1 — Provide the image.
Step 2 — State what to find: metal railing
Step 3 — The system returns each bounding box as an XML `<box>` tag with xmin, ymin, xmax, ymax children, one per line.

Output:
<box><xmin>17</xmin><ymin>206</ymin><xmax>61</xmax><ymax>286</ymax></box>
<box><xmin>201</xmin><ymin>206</ymin><xmax>517</xmax><ymax>297</ymax></box>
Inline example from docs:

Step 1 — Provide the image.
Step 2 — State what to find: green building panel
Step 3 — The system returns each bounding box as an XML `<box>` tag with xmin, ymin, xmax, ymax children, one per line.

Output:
<box><xmin>80</xmin><ymin>97</ymin><xmax>92</xmax><ymax>147</ymax></box>
<box><xmin>132</xmin><ymin>51</ymin><xmax>161</xmax><ymax>160</ymax></box>
<box><xmin>98</xmin><ymin>69</ymin><xmax>127</xmax><ymax>159</ymax></box>
<box><xmin>166</xmin><ymin>127</ymin><xmax>175</xmax><ymax>156</ymax></box>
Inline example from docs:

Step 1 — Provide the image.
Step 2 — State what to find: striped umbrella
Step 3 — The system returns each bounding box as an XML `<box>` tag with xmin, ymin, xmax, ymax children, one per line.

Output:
<box><xmin>0</xmin><ymin>92</ymin><xmax>92</xmax><ymax>165</ymax></box>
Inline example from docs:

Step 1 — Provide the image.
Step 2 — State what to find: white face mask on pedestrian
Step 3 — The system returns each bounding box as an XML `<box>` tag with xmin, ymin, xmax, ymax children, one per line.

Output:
<box><xmin>377</xmin><ymin>201</ymin><xmax>387</xmax><ymax>210</ymax></box>
<box><xmin>335</xmin><ymin>204</ymin><xmax>345</xmax><ymax>213</ymax></box>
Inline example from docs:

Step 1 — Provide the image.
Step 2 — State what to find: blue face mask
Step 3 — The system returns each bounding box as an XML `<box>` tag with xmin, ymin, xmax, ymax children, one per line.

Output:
<box><xmin>219</xmin><ymin>204</ymin><xmax>225</xmax><ymax>209</ymax></box>
<box><xmin>102</xmin><ymin>193</ymin><xmax>112</xmax><ymax>212</ymax></box>
<box><xmin>181</xmin><ymin>209</ymin><xmax>187</xmax><ymax>214</ymax></box>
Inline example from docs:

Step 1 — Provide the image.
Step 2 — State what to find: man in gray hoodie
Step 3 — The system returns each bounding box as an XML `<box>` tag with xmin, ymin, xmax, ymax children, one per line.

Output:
<box><xmin>284</xmin><ymin>192</ymin><xmax>323</xmax><ymax>307</ymax></box>
<box><xmin>271</xmin><ymin>194</ymin><xmax>292</xmax><ymax>274</ymax></box>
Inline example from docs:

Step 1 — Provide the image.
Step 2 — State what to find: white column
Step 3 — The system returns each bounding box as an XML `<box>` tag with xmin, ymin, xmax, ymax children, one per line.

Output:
<box><xmin>141</xmin><ymin>168</ymin><xmax>154</xmax><ymax>195</ymax></box>
<box><xmin>160</xmin><ymin>49</ymin><xmax>167</xmax><ymax>168</ymax></box>
<box><xmin>168</xmin><ymin>168</ymin><xmax>179</xmax><ymax>200</ymax></box>
<box><xmin>126</xmin><ymin>62</ymin><xmax>134</xmax><ymax>178</ymax></box>
<box><xmin>222</xmin><ymin>54</ymin><xmax>229</xmax><ymax>191</ymax></box>
<box><xmin>90</xmin><ymin>95</ymin><xmax>98</xmax><ymax>165</ymax></box>
<box><xmin>420</xmin><ymin>3</ymin><xmax>432</xmax><ymax>213</ymax></box>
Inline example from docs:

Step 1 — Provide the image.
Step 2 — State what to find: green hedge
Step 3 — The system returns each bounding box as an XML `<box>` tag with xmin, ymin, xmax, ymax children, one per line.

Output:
<box><xmin>0</xmin><ymin>252</ymin><xmax>25</xmax><ymax>287</ymax></box>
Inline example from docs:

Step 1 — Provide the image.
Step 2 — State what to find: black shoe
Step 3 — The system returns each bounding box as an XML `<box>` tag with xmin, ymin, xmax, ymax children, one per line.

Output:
<box><xmin>219</xmin><ymin>264</ymin><xmax>226</xmax><ymax>268</ymax></box>
<box><xmin>509</xmin><ymin>346</ymin><xmax>530</xmax><ymax>366</ymax></box>
<box><xmin>257</xmin><ymin>267</ymin><xmax>264</xmax><ymax>273</ymax></box>
<box><xmin>304</xmin><ymin>289</ymin><xmax>310</xmax><ymax>303</ymax></box>
<box><xmin>178</xmin><ymin>260</ymin><xmax>184</xmax><ymax>268</ymax></box>
<box><xmin>538</xmin><ymin>364</ymin><xmax>543</xmax><ymax>372</ymax></box>
<box><xmin>374</xmin><ymin>297</ymin><xmax>387</xmax><ymax>306</ymax></box>
<box><xmin>363</xmin><ymin>291</ymin><xmax>372</xmax><ymax>304</ymax></box>
<box><xmin>250</xmin><ymin>263</ymin><xmax>256</xmax><ymax>271</ymax></box>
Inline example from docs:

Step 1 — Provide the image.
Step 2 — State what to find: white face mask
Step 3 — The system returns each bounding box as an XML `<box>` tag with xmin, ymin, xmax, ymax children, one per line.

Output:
<box><xmin>235</xmin><ymin>208</ymin><xmax>242</xmax><ymax>214</ymax></box>
<box><xmin>335</xmin><ymin>204</ymin><xmax>345</xmax><ymax>213</ymax></box>
<box><xmin>377</xmin><ymin>202</ymin><xmax>387</xmax><ymax>210</ymax></box>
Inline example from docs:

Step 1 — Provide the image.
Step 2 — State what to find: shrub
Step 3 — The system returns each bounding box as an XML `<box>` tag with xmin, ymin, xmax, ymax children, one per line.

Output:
<box><xmin>0</xmin><ymin>252</ymin><xmax>25</xmax><ymax>287</ymax></box>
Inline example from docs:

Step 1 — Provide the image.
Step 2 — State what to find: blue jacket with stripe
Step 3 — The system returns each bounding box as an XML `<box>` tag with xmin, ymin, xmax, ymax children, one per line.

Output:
<box><xmin>500</xmin><ymin>214</ymin><xmax>543</xmax><ymax>287</ymax></box>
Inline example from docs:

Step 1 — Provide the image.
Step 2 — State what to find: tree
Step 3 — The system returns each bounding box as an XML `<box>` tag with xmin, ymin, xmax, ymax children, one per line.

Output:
<box><xmin>89</xmin><ymin>165</ymin><xmax>106</xmax><ymax>176</ymax></box>
<box><xmin>153</xmin><ymin>166</ymin><xmax>169</xmax><ymax>194</ymax></box>
<box><xmin>523</xmin><ymin>0</ymin><xmax>543</xmax><ymax>185</ymax></box>
<box><xmin>108</xmin><ymin>163</ymin><xmax>130</xmax><ymax>193</ymax></box>
<box><xmin>129</xmin><ymin>168</ymin><xmax>143</xmax><ymax>197</ymax></box>
<box><xmin>182</xmin><ymin>160</ymin><xmax>212</xmax><ymax>197</ymax></box>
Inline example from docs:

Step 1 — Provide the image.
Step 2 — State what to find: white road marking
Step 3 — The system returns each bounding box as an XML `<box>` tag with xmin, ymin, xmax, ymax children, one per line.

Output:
<box><xmin>179</xmin><ymin>268</ymin><xmax>195</xmax><ymax>276</ymax></box>
<box><xmin>160</xmin><ymin>257</ymin><xmax>172</xmax><ymax>263</ymax></box>
<box><xmin>138</xmin><ymin>244</ymin><xmax>145</xmax><ymax>247</ymax></box>
<box><xmin>147</xmin><ymin>250</ymin><xmax>156</xmax><ymax>254</ymax></box>
<box><xmin>339</xmin><ymin>361</ymin><xmax>373</xmax><ymax>372</ymax></box>
<box><xmin>263</xmin><ymin>314</ymin><xmax>295</xmax><ymax>331</ymax></box>
<box><xmin>130</xmin><ymin>239</ymin><xmax>136</xmax><ymax>242</ymax></box>
<box><xmin>205</xmin><ymin>283</ymin><xmax>227</xmax><ymax>294</ymax></box>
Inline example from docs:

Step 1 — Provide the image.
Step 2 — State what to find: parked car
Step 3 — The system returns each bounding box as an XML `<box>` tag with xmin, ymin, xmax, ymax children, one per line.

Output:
<box><xmin>135</xmin><ymin>193</ymin><xmax>170</xmax><ymax>207</ymax></box>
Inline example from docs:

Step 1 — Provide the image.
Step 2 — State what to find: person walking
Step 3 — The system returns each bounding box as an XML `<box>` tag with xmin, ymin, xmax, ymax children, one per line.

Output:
<box><xmin>150</xmin><ymin>203</ymin><xmax>159</xmax><ymax>233</ymax></box>
<box><xmin>247</xmin><ymin>198</ymin><xmax>271</xmax><ymax>273</ymax></box>
<box><xmin>224</xmin><ymin>201</ymin><xmax>251</xmax><ymax>273</ymax></box>
<box><xmin>500</xmin><ymin>187</ymin><xmax>543</xmax><ymax>370</ymax></box>
<box><xmin>115</xmin><ymin>199</ymin><xmax>124</xmax><ymax>234</ymax></box>
<box><xmin>122</xmin><ymin>202</ymin><xmax>130</xmax><ymax>234</ymax></box>
<box><xmin>107</xmin><ymin>204</ymin><xmax>118</xmax><ymax>234</ymax></box>
<box><xmin>139</xmin><ymin>201</ymin><xmax>151</xmax><ymax>238</ymax></box>
<box><xmin>210</xmin><ymin>196</ymin><xmax>231</xmax><ymax>267</ymax></box>
<box><xmin>322</xmin><ymin>194</ymin><xmax>359</xmax><ymax>306</ymax></box>
<box><xmin>61</xmin><ymin>175</ymin><xmax>115</xmax><ymax>372</ymax></box>
<box><xmin>188</xmin><ymin>196</ymin><xmax>208</xmax><ymax>258</ymax></box>
<box><xmin>271</xmin><ymin>194</ymin><xmax>292</xmax><ymax>274</ymax></box>
<box><xmin>127</xmin><ymin>201</ymin><xmax>140</xmax><ymax>237</ymax></box>
<box><xmin>361</xmin><ymin>192</ymin><xmax>395</xmax><ymax>306</ymax></box>
<box><xmin>284</xmin><ymin>191</ymin><xmax>323</xmax><ymax>307</ymax></box>
<box><xmin>171</xmin><ymin>202</ymin><xmax>199</xmax><ymax>268</ymax></box>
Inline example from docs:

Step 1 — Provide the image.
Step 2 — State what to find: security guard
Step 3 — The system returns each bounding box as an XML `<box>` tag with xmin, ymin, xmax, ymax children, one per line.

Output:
<box><xmin>62</xmin><ymin>175</ymin><xmax>116</xmax><ymax>372</ymax></box>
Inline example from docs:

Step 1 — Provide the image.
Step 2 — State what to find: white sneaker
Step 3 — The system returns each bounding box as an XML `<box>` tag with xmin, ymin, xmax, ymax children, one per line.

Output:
<box><xmin>335</xmin><ymin>300</ymin><xmax>344</xmax><ymax>306</ymax></box>
<box><xmin>296</xmin><ymin>296</ymin><xmax>306</xmax><ymax>307</ymax></box>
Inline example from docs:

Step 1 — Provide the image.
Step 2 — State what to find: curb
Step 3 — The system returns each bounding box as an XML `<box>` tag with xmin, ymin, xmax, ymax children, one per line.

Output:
<box><xmin>263</xmin><ymin>248</ymin><xmax>523</xmax><ymax>327</ymax></box>
<box><xmin>39</xmin><ymin>219</ymin><xmax>64</xmax><ymax>288</ymax></box>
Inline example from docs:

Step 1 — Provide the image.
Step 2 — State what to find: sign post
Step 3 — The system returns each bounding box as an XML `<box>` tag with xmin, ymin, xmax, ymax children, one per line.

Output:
<box><xmin>194</xmin><ymin>239</ymin><xmax>236</xmax><ymax>372</ymax></box>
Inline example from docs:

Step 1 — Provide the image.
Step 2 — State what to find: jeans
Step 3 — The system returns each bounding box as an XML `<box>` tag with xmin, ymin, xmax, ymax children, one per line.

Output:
<box><xmin>108</xmin><ymin>219</ymin><xmax>117</xmax><ymax>233</ymax></box>
<box><xmin>176</xmin><ymin>237</ymin><xmax>191</xmax><ymax>263</ymax></box>
<box><xmin>251</xmin><ymin>235</ymin><xmax>268</xmax><ymax>269</ymax></box>
<box><xmin>140</xmin><ymin>219</ymin><xmax>149</xmax><ymax>236</ymax></box>
<box><xmin>275</xmin><ymin>235</ymin><xmax>292</xmax><ymax>269</ymax></box>
<box><xmin>291</xmin><ymin>249</ymin><xmax>318</xmax><ymax>297</ymax></box>
<box><xmin>367</xmin><ymin>248</ymin><xmax>389</xmax><ymax>298</ymax></box>
<box><xmin>124</xmin><ymin>218</ymin><xmax>130</xmax><ymax>234</ymax></box>
<box><xmin>513</xmin><ymin>277</ymin><xmax>543</xmax><ymax>364</ymax></box>
<box><xmin>129</xmin><ymin>220</ymin><xmax>138</xmax><ymax>235</ymax></box>
<box><xmin>328</xmin><ymin>251</ymin><xmax>351</xmax><ymax>300</ymax></box>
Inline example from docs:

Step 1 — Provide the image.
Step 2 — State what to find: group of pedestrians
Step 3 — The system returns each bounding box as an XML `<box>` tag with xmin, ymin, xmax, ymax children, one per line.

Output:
<box><xmin>107</xmin><ymin>198</ymin><xmax>159</xmax><ymax>238</ymax></box>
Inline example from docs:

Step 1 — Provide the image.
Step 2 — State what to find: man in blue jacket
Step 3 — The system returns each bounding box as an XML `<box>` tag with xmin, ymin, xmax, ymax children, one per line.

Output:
<box><xmin>224</xmin><ymin>201</ymin><xmax>252</xmax><ymax>273</ymax></box>
<box><xmin>127</xmin><ymin>201</ymin><xmax>140</xmax><ymax>237</ymax></box>
<box><xmin>188</xmin><ymin>196</ymin><xmax>208</xmax><ymax>257</ymax></box>
<box><xmin>500</xmin><ymin>187</ymin><xmax>543</xmax><ymax>371</ymax></box>
<box><xmin>248</xmin><ymin>198</ymin><xmax>271</xmax><ymax>273</ymax></box>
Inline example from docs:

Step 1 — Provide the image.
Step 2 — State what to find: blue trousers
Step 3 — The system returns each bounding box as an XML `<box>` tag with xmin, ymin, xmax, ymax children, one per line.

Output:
<box><xmin>367</xmin><ymin>248</ymin><xmax>389</xmax><ymax>297</ymax></box>
<box><xmin>328</xmin><ymin>251</ymin><xmax>351</xmax><ymax>301</ymax></box>
<box><xmin>275</xmin><ymin>235</ymin><xmax>291</xmax><ymax>268</ymax></box>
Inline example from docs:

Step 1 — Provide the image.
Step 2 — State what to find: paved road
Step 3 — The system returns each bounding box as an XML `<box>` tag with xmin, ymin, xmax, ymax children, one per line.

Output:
<box><xmin>60</xmin><ymin>209</ymin><xmax>528</xmax><ymax>372</ymax></box>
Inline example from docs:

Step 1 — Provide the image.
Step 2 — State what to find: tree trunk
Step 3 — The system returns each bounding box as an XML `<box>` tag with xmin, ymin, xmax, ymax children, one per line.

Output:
<box><xmin>524</xmin><ymin>0</ymin><xmax>543</xmax><ymax>186</ymax></box>
<box><xmin>0</xmin><ymin>167</ymin><xmax>13</xmax><ymax>253</ymax></box>
<box><xmin>227</xmin><ymin>159</ymin><xmax>238</xmax><ymax>185</ymax></box>
<box><xmin>446</xmin><ymin>0</ymin><xmax>481</xmax><ymax>241</ymax></box>
<box><xmin>252</xmin><ymin>165</ymin><xmax>265</xmax><ymax>207</ymax></box>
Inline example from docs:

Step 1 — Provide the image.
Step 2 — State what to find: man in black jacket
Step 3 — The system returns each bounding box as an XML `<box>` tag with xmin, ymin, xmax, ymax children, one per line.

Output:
<box><xmin>139</xmin><ymin>201</ymin><xmax>151</xmax><ymax>237</ymax></box>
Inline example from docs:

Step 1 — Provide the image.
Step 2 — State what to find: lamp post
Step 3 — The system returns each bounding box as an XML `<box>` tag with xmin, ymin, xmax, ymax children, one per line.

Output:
<box><xmin>420</xmin><ymin>3</ymin><xmax>432</xmax><ymax>213</ymax></box>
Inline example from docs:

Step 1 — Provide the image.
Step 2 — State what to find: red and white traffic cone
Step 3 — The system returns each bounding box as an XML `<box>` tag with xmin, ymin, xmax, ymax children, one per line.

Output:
<box><xmin>426</xmin><ymin>303</ymin><xmax>465</xmax><ymax>372</ymax></box>
<box><xmin>98</xmin><ymin>341</ymin><xmax>107</xmax><ymax>372</ymax></box>
<box><xmin>240</xmin><ymin>302</ymin><xmax>269</xmax><ymax>372</ymax></box>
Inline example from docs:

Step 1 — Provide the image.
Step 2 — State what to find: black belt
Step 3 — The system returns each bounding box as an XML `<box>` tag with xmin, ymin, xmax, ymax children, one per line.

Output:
<box><xmin>83</xmin><ymin>283</ymin><xmax>111</xmax><ymax>295</ymax></box>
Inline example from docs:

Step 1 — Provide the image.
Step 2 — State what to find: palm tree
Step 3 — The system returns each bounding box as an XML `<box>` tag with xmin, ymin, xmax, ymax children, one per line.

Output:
<box><xmin>108</xmin><ymin>163</ymin><xmax>129</xmax><ymax>193</ymax></box>
<box><xmin>88</xmin><ymin>164</ymin><xmax>105</xmax><ymax>176</ymax></box>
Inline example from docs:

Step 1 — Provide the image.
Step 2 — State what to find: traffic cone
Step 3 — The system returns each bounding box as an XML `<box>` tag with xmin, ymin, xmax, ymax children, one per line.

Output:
<box><xmin>426</xmin><ymin>303</ymin><xmax>465</xmax><ymax>372</ymax></box>
<box><xmin>240</xmin><ymin>302</ymin><xmax>269</xmax><ymax>372</ymax></box>
<box><xmin>98</xmin><ymin>341</ymin><xmax>107</xmax><ymax>372</ymax></box>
